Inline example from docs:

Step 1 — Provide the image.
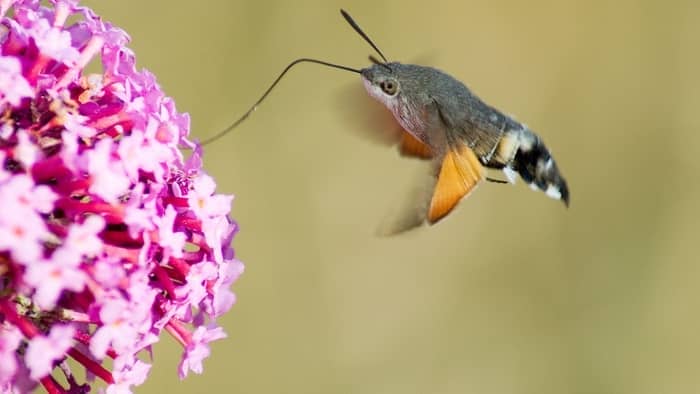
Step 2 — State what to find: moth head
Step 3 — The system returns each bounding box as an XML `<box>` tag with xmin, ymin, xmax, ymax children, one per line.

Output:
<box><xmin>361</xmin><ymin>62</ymin><xmax>402</xmax><ymax>105</ymax></box>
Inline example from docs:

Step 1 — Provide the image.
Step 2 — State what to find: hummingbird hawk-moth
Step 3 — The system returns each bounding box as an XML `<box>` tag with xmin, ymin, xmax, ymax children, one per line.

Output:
<box><xmin>203</xmin><ymin>9</ymin><xmax>570</xmax><ymax>234</ymax></box>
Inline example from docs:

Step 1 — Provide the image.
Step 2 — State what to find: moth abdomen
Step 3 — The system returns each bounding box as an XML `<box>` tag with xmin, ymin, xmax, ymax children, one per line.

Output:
<box><xmin>488</xmin><ymin>128</ymin><xmax>570</xmax><ymax>206</ymax></box>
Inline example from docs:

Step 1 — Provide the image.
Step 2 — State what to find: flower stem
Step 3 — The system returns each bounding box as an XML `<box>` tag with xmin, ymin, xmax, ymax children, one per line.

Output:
<box><xmin>153</xmin><ymin>265</ymin><xmax>177</xmax><ymax>299</ymax></box>
<box><xmin>56</xmin><ymin>36</ymin><xmax>104</xmax><ymax>90</ymax></box>
<box><xmin>165</xmin><ymin>319</ymin><xmax>192</xmax><ymax>347</ymax></box>
<box><xmin>67</xmin><ymin>348</ymin><xmax>114</xmax><ymax>384</ymax></box>
<box><xmin>0</xmin><ymin>297</ymin><xmax>39</xmax><ymax>339</ymax></box>
<box><xmin>53</xmin><ymin>2</ymin><xmax>70</xmax><ymax>27</ymax></box>
<box><xmin>60</xmin><ymin>308</ymin><xmax>92</xmax><ymax>323</ymax></box>
<box><xmin>40</xmin><ymin>375</ymin><xmax>65</xmax><ymax>394</ymax></box>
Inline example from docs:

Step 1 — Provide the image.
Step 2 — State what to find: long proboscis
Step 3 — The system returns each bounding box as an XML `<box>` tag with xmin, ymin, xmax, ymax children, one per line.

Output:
<box><xmin>200</xmin><ymin>58</ymin><xmax>360</xmax><ymax>146</ymax></box>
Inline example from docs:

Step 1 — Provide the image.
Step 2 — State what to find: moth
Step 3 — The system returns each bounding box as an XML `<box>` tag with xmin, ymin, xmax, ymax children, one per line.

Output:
<box><xmin>203</xmin><ymin>9</ymin><xmax>569</xmax><ymax>234</ymax></box>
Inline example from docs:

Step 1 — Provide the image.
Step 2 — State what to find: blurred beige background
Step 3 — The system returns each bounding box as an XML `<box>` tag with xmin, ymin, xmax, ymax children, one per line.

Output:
<box><xmin>82</xmin><ymin>1</ymin><xmax>700</xmax><ymax>393</ymax></box>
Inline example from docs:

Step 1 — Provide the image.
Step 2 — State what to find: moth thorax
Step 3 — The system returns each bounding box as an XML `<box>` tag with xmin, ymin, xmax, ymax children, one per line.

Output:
<box><xmin>381</xmin><ymin>96</ymin><xmax>425</xmax><ymax>140</ymax></box>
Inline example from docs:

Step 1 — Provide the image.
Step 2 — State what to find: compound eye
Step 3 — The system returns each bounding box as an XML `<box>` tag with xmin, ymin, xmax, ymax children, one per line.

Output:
<box><xmin>379</xmin><ymin>79</ymin><xmax>398</xmax><ymax>96</ymax></box>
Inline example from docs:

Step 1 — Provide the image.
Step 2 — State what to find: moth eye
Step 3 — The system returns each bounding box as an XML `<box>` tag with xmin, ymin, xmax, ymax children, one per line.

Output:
<box><xmin>379</xmin><ymin>80</ymin><xmax>398</xmax><ymax>96</ymax></box>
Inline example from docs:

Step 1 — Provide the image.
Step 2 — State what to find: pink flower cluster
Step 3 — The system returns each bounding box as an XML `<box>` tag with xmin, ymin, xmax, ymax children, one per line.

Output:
<box><xmin>0</xmin><ymin>1</ymin><xmax>242</xmax><ymax>392</ymax></box>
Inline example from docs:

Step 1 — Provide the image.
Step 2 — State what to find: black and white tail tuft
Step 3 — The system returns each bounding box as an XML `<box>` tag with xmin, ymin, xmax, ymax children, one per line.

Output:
<box><xmin>512</xmin><ymin>129</ymin><xmax>569</xmax><ymax>206</ymax></box>
<box><xmin>489</xmin><ymin>128</ymin><xmax>570</xmax><ymax>206</ymax></box>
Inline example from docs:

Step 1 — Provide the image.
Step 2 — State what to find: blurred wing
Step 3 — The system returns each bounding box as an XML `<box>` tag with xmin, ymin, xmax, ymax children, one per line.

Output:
<box><xmin>334</xmin><ymin>81</ymin><xmax>434</xmax><ymax>160</ymax></box>
<box><xmin>458</xmin><ymin>114</ymin><xmax>508</xmax><ymax>160</ymax></box>
<box><xmin>435</xmin><ymin>95</ymin><xmax>520</xmax><ymax>162</ymax></box>
<box><xmin>398</xmin><ymin>130</ymin><xmax>433</xmax><ymax>160</ymax></box>
<box><xmin>428</xmin><ymin>143</ymin><xmax>485</xmax><ymax>224</ymax></box>
<box><xmin>334</xmin><ymin>81</ymin><xmax>403</xmax><ymax>145</ymax></box>
<box><xmin>375</xmin><ymin>160</ymin><xmax>436</xmax><ymax>236</ymax></box>
<box><xmin>376</xmin><ymin>143</ymin><xmax>485</xmax><ymax>236</ymax></box>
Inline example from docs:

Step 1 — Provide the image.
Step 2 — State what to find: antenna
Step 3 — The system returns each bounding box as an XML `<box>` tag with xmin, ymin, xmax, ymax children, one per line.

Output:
<box><xmin>340</xmin><ymin>9</ymin><xmax>388</xmax><ymax>63</ymax></box>
<box><xmin>200</xmin><ymin>58</ymin><xmax>360</xmax><ymax>146</ymax></box>
<box><xmin>368</xmin><ymin>54</ymin><xmax>392</xmax><ymax>72</ymax></box>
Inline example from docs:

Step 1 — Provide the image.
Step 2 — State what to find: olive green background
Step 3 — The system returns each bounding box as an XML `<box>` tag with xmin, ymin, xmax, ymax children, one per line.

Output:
<box><xmin>81</xmin><ymin>1</ymin><xmax>700</xmax><ymax>393</ymax></box>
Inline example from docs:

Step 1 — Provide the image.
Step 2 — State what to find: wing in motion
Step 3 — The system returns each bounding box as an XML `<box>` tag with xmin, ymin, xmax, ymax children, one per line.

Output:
<box><xmin>398</xmin><ymin>130</ymin><xmax>433</xmax><ymax>160</ymax></box>
<box><xmin>428</xmin><ymin>144</ymin><xmax>485</xmax><ymax>223</ymax></box>
<box><xmin>377</xmin><ymin>143</ymin><xmax>485</xmax><ymax>235</ymax></box>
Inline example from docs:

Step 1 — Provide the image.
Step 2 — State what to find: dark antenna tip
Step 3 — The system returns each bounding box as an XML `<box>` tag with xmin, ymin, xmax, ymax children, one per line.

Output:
<box><xmin>368</xmin><ymin>55</ymin><xmax>383</xmax><ymax>65</ymax></box>
<box><xmin>368</xmin><ymin>55</ymin><xmax>392</xmax><ymax>72</ymax></box>
<box><xmin>340</xmin><ymin>9</ymin><xmax>389</xmax><ymax>63</ymax></box>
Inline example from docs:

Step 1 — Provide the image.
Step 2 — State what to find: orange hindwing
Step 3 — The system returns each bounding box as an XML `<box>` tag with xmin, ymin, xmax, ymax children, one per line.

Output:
<box><xmin>428</xmin><ymin>145</ymin><xmax>485</xmax><ymax>224</ymax></box>
<box><xmin>398</xmin><ymin>131</ymin><xmax>433</xmax><ymax>160</ymax></box>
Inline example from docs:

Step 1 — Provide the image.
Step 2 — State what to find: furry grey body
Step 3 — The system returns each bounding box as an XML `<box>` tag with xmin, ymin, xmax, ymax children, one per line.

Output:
<box><xmin>362</xmin><ymin>63</ymin><xmax>517</xmax><ymax>157</ymax></box>
<box><xmin>361</xmin><ymin>62</ymin><xmax>570</xmax><ymax>205</ymax></box>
